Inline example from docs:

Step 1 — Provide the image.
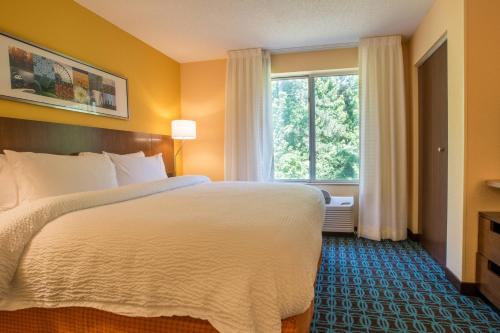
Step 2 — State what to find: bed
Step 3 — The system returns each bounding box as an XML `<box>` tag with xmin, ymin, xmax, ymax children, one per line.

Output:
<box><xmin>0</xmin><ymin>117</ymin><xmax>324</xmax><ymax>333</ymax></box>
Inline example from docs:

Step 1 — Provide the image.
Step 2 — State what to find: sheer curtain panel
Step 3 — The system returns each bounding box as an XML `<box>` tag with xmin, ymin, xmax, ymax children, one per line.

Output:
<box><xmin>358</xmin><ymin>36</ymin><xmax>408</xmax><ymax>241</ymax></box>
<box><xmin>224</xmin><ymin>48</ymin><xmax>273</xmax><ymax>181</ymax></box>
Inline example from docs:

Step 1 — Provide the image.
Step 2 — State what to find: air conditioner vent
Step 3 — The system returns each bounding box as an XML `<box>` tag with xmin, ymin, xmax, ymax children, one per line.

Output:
<box><xmin>323</xmin><ymin>196</ymin><xmax>354</xmax><ymax>233</ymax></box>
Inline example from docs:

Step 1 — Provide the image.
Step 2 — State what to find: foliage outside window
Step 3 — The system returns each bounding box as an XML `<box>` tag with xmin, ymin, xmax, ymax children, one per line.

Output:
<box><xmin>272</xmin><ymin>73</ymin><xmax>359</xmax><ymax>182</ymax></box>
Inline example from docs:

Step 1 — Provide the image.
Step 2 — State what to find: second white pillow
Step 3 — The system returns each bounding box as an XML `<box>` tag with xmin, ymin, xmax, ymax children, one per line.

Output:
<box><xmin>79</xmin><ymin>151</ymin><xmax>145</xmax><ymax>157</ymax></box>
<box><xmin>105</xmin><ymin>152</ymin><xmax>167</xmax><ymax>186</ymax></box>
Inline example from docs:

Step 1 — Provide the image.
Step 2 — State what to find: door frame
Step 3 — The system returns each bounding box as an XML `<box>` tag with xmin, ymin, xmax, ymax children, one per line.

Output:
<box><xmin>415</xmin><ymin>33</ymin><xmax>447</xmax><ymax>68</ymax></box>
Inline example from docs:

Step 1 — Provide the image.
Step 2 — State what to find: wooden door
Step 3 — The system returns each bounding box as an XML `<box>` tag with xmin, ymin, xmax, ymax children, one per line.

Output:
<box><xmin>419</xmin><ymin>41</ymin><xmax>448</xmax><ymax>266</ymax></box>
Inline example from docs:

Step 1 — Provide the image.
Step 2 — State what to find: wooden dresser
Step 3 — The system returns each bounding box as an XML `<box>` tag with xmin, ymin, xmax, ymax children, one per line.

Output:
<box><xmin>477</xmin><ymin>212</ymin><xmax>500</xmax><ymax>308</ymax></box>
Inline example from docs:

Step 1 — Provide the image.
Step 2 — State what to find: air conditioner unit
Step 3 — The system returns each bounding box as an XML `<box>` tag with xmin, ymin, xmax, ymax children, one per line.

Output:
<box><xmin>323</xmin><ymin>196</ymin><xmax>354</xmax><ymax>233</ymax></box>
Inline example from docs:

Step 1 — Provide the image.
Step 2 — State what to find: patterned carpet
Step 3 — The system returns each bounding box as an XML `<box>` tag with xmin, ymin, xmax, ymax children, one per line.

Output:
<box><xmin>310</xmin><ymin>236</ymin><xmax>500</xmax><ymax>333</ymax></box>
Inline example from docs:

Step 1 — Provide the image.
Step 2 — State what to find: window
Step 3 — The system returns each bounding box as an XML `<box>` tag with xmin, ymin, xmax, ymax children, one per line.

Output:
<box><xmin>272</xmin><ymin>73</ymin><xmax>359</xmax><ymax>182</ymax></box>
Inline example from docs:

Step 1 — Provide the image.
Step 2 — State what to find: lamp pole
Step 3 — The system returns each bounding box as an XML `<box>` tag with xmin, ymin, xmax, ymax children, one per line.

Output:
<box><xmin>173</xmin><ymin>140</ymin><xmax>185</xmax><ymax>176</ymax></box>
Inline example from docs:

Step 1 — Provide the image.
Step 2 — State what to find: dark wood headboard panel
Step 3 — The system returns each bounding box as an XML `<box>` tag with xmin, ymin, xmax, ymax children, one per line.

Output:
<box><xmin>0</xmin><ymin>117</ymin><xmax>174</xmax><ymax>176</ymax></box>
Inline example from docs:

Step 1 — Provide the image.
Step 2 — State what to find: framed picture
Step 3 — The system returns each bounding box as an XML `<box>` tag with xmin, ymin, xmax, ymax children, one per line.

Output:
<box><xmin>0</xmin><ymin>32</ymin><xmax>129</xmax><ymax>119</ymax></box>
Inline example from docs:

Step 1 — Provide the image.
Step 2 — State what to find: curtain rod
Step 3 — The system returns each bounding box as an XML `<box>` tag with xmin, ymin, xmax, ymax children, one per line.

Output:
<box><xmin>268</xmin><ymin>42</ymin><xmax>358</xmax><ymax>54</ymax></box>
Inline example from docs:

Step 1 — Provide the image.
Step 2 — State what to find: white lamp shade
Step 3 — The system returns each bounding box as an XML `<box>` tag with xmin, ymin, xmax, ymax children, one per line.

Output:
<box><xmin>172</xmin><ymin>120</ymin><xmax>196</xmax><ymax>140</ymax></box>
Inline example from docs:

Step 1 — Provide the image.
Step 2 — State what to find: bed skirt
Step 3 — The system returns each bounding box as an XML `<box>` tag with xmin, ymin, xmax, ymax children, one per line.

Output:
<box><xmin>0</xmin><ymin>301</ymin><xmax>314</xmax><ymax>333</ymax></box>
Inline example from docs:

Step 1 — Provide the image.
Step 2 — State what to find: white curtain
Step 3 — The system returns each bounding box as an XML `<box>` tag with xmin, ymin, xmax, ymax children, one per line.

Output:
<box><xmin>358</xmin><ymin>36</ymin><xmax>407</xmax><ymax>241</ymax></box>
<box><xmin>224</xmin><ymin>48</ymin><xmax>273</xmax><ymax>181</ymax></box>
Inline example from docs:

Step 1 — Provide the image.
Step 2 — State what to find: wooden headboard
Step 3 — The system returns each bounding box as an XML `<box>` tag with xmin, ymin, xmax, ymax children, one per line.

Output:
<box><xmin>0</xmin><ymin>117</ymin><xmax>174</xmax><ymax>176</ymax></box>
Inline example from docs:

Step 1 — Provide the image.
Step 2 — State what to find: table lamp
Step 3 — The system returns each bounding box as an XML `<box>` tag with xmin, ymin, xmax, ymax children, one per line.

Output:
<box><xmin>171</xmin><ymin>120</ymin><xmax>196</xmax><ymax>175</ymax></box>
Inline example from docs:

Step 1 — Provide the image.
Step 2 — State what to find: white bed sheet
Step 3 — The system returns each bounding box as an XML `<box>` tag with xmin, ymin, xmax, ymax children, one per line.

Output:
<box><xmin>0</xmin><ymin>176</ymin><xmax>324</xmax><ymax>333</ymax></box>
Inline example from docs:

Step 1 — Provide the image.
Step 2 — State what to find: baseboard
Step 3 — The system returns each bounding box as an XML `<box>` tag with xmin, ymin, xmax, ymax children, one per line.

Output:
<box><xmin>407</xmin><ymin>228</ymin><xmax>421</xmax><ymax>242</ymax></box>
<box><xmin>444</xmin><ymin>267</ymin><xmax>478</xmax><ymax>296</ymax></box>
<box><xmin>407</xmin><ymin>229</ymin><xmax>478</xmax><ymax>296</ymax></box>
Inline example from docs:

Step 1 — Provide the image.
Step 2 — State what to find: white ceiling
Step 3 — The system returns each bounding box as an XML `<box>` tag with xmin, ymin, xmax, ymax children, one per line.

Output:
<box><xmin>76</xmin><ymin>0</ymin><xmax>434</xmax><ymax>63</ymax></box>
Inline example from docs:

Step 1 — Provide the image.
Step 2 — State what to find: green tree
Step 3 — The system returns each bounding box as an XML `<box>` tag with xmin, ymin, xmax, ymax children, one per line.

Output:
<box><xmin>272</xmin><ymin>75</ymin><xmax>359</xmax><ymax>181</ymax></box>
<box><xmin>272</xmin><ymin>78</ymin><xmax>309</xmax><ymax>179</ymax></box>
<box><xmin>315</xmin><ymin>75</ymin><xmax>359</xmax><ymax>180</ymax></box>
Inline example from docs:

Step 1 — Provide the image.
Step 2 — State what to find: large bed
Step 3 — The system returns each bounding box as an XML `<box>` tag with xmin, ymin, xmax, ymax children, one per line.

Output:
<box><xmin>0</xmin><ymin>117</ymin><xmax>324</xmax><ymax>333</ymax></box>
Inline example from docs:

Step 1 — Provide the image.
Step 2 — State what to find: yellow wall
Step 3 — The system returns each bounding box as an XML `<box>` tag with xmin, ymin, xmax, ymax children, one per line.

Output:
<box><xmin>409</xmin><ymin>0</ymin><xmax>465</xmax><ymax>279</ymax></box>
<box><xmin>0</xmin><ymin>0</ymin><xmax>180</xmax><ymax>136</ymax></box>
<box><xmin>463</xmin><ymin>0</ymin><xmax>500</xmax><ymax>282</ymax></box>
<box><xmin>181</xmin><ymin>59</ymin><xmax>226</xmax><ymax>180</ymax></box>
<box><xmin>271</xmin><ymin>47</ymin><xmax>358</xmax><ymax>74</ymax></box>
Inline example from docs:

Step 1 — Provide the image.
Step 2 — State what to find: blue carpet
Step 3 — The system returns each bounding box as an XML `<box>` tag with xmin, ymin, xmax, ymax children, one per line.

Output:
<box><xmin>310</xmin><ymin>236</ymin><xmax>500</xmax><ymax>333</ymax></box>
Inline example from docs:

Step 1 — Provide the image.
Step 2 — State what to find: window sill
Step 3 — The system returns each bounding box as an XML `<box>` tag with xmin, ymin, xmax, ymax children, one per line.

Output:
<box><xmin>308</xmin><ymin>181</ymin><xmax>359</xmax><ymax>186</ymax></box>
<box><xmin>274</xmin><ymin>180</ymin><xmax>359</xmax><ymax>186</ymax></box>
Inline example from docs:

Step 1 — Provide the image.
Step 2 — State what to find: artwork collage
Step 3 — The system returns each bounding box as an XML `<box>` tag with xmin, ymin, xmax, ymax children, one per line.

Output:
<box><xmin>8</xmin><ymin>46</ymin><xmax>117</xmax><ymax>110</ymax></box>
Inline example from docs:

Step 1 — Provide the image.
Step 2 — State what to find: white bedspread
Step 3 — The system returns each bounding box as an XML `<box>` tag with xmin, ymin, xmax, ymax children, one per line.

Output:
<box><xmin>0</xmin><ymin>176</ymin><xmax>324</xmax><ymax>333</ymax></box>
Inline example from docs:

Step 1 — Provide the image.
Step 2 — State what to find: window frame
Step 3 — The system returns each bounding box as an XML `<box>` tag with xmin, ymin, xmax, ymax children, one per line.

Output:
<box><xmin>271</xmin><ymin>69</ymin><xmax>360</xmax><ymax>185</ymax></box>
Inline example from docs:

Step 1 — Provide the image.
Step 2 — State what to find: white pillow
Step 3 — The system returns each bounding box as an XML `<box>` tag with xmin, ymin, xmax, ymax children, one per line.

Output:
<box><xmin>79</xmin><ymin>151</ymin><xmax>145</xmax><ymax>157</ymax></box>
<box><xmin>104</xmin><ymin>152</ymin><xmax>167</xmax><ymax>186</ymax></box>
<box><xmin>4</xmin><ymin>150</ymin><xmax>118</xmax><ymax>203</ymax></box>
<box><xmin>0</xmin><ymin>154</ymin><xmax>18</xmax><ymax>211</ymax></box>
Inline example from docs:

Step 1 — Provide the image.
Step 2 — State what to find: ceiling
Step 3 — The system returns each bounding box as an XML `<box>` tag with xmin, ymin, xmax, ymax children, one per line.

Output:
<box><xmin>76</xmin><ymin>0</ymin><xmax>434</xmax><ymax>63</ymax></box>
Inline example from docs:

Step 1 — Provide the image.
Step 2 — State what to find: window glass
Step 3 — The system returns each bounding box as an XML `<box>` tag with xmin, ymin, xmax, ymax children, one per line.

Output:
<box><xmin>272</xmin><ymin>77</ymin><xmax>309</xmax><ymax>180</ymax></box>
<box><xmin>314</xmin><ymin>75</ymin><xmax>359</xmax><ymax>180</ymax></box>
<box><xmin>272</xmin><ymin>74</ymin><xmax>359</xmax><ymax>182</ymax></box>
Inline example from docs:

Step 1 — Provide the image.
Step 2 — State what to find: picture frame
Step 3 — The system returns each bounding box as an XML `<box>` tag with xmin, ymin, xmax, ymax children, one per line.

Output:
<box><xmin>0</xmin><ymin>32</ymin><xmax>129</xmax><ymax>120</ymax></box>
